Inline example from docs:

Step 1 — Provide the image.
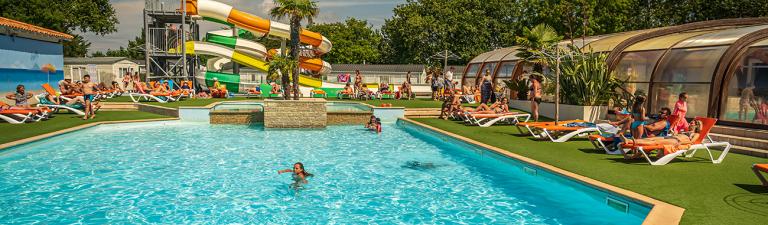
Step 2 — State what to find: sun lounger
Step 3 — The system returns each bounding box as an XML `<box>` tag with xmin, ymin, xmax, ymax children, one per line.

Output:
<box><xmin>464</xmin><ymin>112</ymin><xmax>531</xmax><ymax>127</ymax></box>
<box><xmin>128</xmin><ymin>91</ymin><xmax>174</xmax><ymax>103</ymax></box>
<box><xmin>34</xmin><ymin>93</ymin><xmax>86</xmax><ymax>116</ymax></box>
<box><xmin>624</xmin><ymin>117</ymin><xmax>731</xmax><ymax>166</ymax></box>
<box><xmin>752</xmin><ymin>164</ymin><xmax>768</xmax><ymax>187</ymax></box>
<box><xmin>515</xmin><ymin>120</ymin><xmax>586</xmax><ymax>137</ymax></box>
<box><xmin>535</xmin><ymin>124</ymin><xmax>600</xmax><ymax>142</ymax></box>
<box><xmin>0</xmin><ymin>107</ymin><xmax>43</xmax><ymax>124</ymax></box>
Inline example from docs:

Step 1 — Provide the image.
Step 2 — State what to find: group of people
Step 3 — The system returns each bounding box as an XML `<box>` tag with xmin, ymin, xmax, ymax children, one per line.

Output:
<box><xmin>57</xmin><ymin>75</ymin><xmax>102</xmax><ymax>119</ymax></box>
<box><xmin>600</xmin><ymin>92</ymin><xmax>693</xmax><ymax>158</ymax></box>
<box><xmin>738</xmin><ymin>85</ymin><xmax>768</xmax><ymax>124</ymax></box>
<box><xmin>338</xmin><ymin>70</ymin><xmax>411</xmax><ymax>100</ymax></box>
<box><xmin>427</xmin><ymin>67</ymin><xmax>456</xmax><ymax>101</ymax></box>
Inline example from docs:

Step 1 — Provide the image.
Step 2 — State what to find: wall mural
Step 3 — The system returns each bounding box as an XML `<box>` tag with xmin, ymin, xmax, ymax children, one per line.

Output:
<box><xmin>0</xmin><ymin>35</ymin><xmax>64</xmax><ymax>93</ymax></box>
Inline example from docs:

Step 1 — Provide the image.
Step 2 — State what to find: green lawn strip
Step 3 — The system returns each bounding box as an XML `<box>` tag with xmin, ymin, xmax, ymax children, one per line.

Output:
<box><xmin>411</xmin><ymin>118</ymin><xmax>768</xmax><ymax>225</ymax></box>
<box><xmin>329</xmin><ymin>98</ymin><xmax>483</xmax><ymax>108</ymax></box>
<box><xmin>0</xmin><ymin>111</ymin><xmax>171</xmax><ymax>145</ymax></box>
<box><xmin>107</xmin><ymin>96</ymin><xmax>255</xmax><ymax>108</ymax></box>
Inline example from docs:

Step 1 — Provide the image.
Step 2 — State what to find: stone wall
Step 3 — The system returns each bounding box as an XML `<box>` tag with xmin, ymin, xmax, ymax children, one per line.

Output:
<box><xmin>210</xmin><ymin>111</ymin><xmax>264</xmax><ymax>124</ymax></box>
<box><xmin>264</xmin><ymin>99</ymin><xmax>326</xmax><ymax>128</ymax></box>
<box><xmin>328</xmin><ymin>112</ymin><xmax>372</xmax><ymax>125</ymax></box>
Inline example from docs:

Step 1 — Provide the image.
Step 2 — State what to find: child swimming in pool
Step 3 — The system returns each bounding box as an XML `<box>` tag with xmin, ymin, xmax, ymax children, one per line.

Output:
<box><xmin>278</xmin><ymin>162</ymin><xmax>313</xmax><ymax>186</ymax></box>
<box><xmin>365</xmin><ymin>116</ymin><xmax>382</xmax><ymax>133</ymax></box>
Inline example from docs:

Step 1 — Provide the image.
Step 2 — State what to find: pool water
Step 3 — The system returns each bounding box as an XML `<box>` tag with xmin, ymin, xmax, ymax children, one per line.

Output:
<box><xmin>211</xmin><ymin>102</ymin><xmax>264</xmax><ymax>112</ymax></box>
<box><xmin>0</xmin><ymin>122</ymin><xmax>648</xmax><ymax>224</ymax></box>
<box><xmin>326</xmin><ymin>102</ymin><xmax>371</xmax><ymax>112</ymax></box>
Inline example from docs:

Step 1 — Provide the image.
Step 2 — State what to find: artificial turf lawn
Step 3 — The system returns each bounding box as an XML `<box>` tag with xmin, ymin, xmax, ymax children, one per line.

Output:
<box><xmin>0</xmin><ymin>111</ymin><xmax>171</xmax><ymax>145</ymax></box>
<box><xmin>412</xmin><ymin>118</ymin><xmax>768</xmax><ymax>225</ymax></box>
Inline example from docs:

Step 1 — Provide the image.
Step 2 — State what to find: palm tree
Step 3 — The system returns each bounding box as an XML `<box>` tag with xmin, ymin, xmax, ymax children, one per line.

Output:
<box><xmin>268</xmin><ymin>54</ymin><xmax>298</xmax><ymax>97</ymax></box>
<box><xmin>271</xmin><ymin>0</ymin><xmax>319</xmax><ymax>100</ymax></box>
<box><xmin>515</xmin><ymin>24</ymin><xmax>562</xmax><ymax>74</ymax></box>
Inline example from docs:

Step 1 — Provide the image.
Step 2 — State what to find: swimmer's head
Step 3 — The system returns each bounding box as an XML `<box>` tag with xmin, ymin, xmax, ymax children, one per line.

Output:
<box><xmin>293</xmin><ymin>162</ymin><xmax>313</xmax><ymax>177</ymax></box>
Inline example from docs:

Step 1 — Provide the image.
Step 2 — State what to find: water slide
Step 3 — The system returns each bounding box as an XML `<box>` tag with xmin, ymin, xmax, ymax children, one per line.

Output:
<box><xmin>182</xmin><ymin>0</ymin><xmax>344</xmax><ymax>93</ymax></box>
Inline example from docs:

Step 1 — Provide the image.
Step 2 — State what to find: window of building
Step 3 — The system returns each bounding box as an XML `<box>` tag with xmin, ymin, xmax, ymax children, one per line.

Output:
<box><xmin>650</xmin><ymin>46</ymin><xmax>728</xmax><ymax>117</ymax></box>
<box><xmin>721</xmin><ymin>46</ymin><xmax>768</xmax><ymax>124</ymax></box>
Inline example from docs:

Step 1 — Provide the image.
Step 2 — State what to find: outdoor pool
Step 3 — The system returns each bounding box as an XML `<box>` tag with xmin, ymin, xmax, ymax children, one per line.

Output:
<box><xmin>0</xmin><ymin>121</ymin><xmax>649</xmax><ymax>224</ymax></box>
<box><xmin>211</xmin><ymin>102</ymin><xmax>264</xmax><ymax>112</ymax></box>
<box><xmin>326</xmin><ymin>102</ymin><xmax>371</xmax><ymax>112</ymax></box>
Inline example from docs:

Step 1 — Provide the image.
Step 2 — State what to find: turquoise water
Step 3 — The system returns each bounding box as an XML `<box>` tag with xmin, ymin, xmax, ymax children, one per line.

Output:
<box><xmin>326</xmin><ymin>102</ymin><xmax>371</xmax><ymax>112</ymax></box>
<box><xmin>0</xmin><ymin>121</ymin><xmax>648</xmax><ymax>224</ymax></box>
<box><xmin>211</xmin><ymin>102</ymin><xmax>264</xmax><ymax>112</ymax></box>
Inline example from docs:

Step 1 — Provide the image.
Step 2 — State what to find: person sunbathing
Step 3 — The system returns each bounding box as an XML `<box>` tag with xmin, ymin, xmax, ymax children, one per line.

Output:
<box><xmin>342</xmin><ymin>83</ymin><xmax>354</xmax><ymax>95</ymax></box>
<box><xmin>151</xmin><ymin>83</ymin><xmax>170</xmax><ymax>95</ymax></box>
<box><xmin>469</xmin><ymin>98</ymin><xmax>509</xmax><ymax>114</ymax></box>
<box><xmin>111</xmin><ymin>81</ymin><xmax>124</xmax><ymax>93</ymax></box>
<box><xmin>623</xmin><ymin>120</ymin><xmax>702</xmax><ymax>159</ymax></box>
<box><xmin>270</xmin><ymin>82</ymin><xmax>282</xmax><ymax>94</ymax></box>
<box><xmin>644</xmin><ymin>107</ymin><xmax>672</xmax><ymax>137</ymax></box>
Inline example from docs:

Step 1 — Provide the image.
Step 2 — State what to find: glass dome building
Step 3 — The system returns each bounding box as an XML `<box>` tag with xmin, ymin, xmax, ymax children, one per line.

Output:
<box><xmin>462</xmin><ymin>18</ymin><xmax>768</xmax><ymax>128</ymax></box>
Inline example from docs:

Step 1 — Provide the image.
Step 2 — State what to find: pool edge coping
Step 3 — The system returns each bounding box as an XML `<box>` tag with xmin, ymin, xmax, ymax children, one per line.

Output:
<box><xmin>0</xmin><ymin>118</ymin><xmax>180</xmax><ymax>151</ymax></box>
<box><xmin>399</xmin><ymin>118</ymin><xmax>685</xmax><ymax>225</ymax></box>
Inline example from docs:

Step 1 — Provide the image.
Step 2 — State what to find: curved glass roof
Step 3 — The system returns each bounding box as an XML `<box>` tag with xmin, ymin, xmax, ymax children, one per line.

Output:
<box><xmin>582</xmin><ymin>29</ymin><xmax>653</xmax><ymax>52</ymax></box>
<box><xmin>674</xmin><ymin>25</ymin><xmax>768</xmax><ymax>48</ymax></box>
<box><xmin>750</xmin><ymin>38</ymin><xmax>768</xmax><ymax>47</ymax></box>
<box><xmin>483</xmin><ymin>47</ymin><xmax>518</xmax><ymax>62</ymax></box>
<box><xmin>468</xmin><ymin>50</ymin><xmax>497</xmax><ymax>64</ymax></box>
<box><xmin>624</xmin><ymin>30</ymin><xmax>714</xmax><ymax>51</ymax></box>
<box><xmin>500</xmin><ymin>50</ymin><xmax>522</xmax><ymax>61</ymax></box>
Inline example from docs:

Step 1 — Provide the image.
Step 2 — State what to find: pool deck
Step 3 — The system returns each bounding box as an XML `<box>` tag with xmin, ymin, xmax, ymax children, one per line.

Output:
<box><xmin>0</xmin><ymin>118</ymin><xmax>178</xmax><ymax>151</ymax></box>
<box><xmin>400</xmin><ymin>118</ymin><xmax>685</xmax><ymax>225</ymax></box>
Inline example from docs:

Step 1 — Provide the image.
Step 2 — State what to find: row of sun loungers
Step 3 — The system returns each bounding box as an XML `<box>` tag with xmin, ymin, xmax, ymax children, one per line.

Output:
<box><xmin>452</xmin><ymin>109</ymin><xmax>734</xmax><ymax>166</ymax></box>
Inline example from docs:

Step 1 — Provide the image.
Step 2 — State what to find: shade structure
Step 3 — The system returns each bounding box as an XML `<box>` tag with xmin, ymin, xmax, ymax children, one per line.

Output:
<box><xmin>463</xmin><ymin>18</ymin><xmax>768</xmax><ymax>129</ymax></box>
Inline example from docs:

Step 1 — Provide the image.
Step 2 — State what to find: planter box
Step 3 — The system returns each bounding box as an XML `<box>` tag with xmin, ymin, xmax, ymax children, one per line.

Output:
<box><xmin>509</xmin><ymin>100</ymin><xmax>608</xmax><ymax>122</ymax></box>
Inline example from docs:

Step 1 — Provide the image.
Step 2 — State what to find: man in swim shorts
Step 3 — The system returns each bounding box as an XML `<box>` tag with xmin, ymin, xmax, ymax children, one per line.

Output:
<box><xmin>81</xmin><ymin>75</ymin><xmax>97</xmax><ymax>120</ymax></box>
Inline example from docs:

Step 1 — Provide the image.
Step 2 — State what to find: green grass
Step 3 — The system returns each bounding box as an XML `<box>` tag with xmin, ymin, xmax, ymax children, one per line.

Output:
<box><xmin>108</xmin><ymin>96</ymin><xmax>253</xmax><ymax>108</ymax></box>
<box><xmin>108</xmin><ymin>96</ymin><xmax>457</xmax><ymax>109</ymax></box>
<box><xmin>0</xmin><ymin>111</ymin><xmax>171</xmax><ymax>145</ymax></box>
<box><xmin>331</xmin><ymin>98</ymin><xmax>482</xmax><ymax>108</ymax></box>
<box><xmin>412</xmin><ymin>118</ymin><xmax>768</xmax><ymax>225</ymax></box>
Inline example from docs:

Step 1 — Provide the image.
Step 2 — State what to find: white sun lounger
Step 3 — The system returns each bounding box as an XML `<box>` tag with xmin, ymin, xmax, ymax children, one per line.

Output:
<box><xmin>0</xmin><ymin>112</ymin><xmax>32</xmax><ymax>124</ymax></box>
<box><xmin>128</xmin><ymin>92</ymin><xmax>175</xmax><ymax>103</ymax></box>
<box><xmin>475</xmin><ymin>113</ymin><xmax>531</xmax><ymax>127</ymax></box>
<box><xmin>34</xmin><ymin>94</ymin><xmax>86</xmax><ymax>116</ymax></box>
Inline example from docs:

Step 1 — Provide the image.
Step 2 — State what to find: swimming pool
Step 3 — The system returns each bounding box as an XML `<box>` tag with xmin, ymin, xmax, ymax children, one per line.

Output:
<box><xmin>211</xmin><ymin>102</ymin><xmax>264</xmax><ymax>112</ymax></box>
<box><xmin>0</xmin><ymin>121</ymin><xmax>649</xmax><ymax>224</ymax></box>
<box><xmin>326</xmin><ymin>102</ymin><xmax>371</xmax><ymax>112</ymax></box>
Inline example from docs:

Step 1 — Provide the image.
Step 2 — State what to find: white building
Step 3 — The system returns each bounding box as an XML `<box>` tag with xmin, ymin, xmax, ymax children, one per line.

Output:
<box><xmin>63</xmin><ymin>57</ymin><xmax>140</xmax><ymax>84</ymax></box>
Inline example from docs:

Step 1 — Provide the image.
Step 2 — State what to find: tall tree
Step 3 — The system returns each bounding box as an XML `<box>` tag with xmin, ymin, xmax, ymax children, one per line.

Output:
<box><xmin>515</xmin><ymin>24</ymin><xmax>562</xmax><ymax>74</ymax></box>
<box><xmin>307</xmin><ymin>18</ymin><xmax>383</xmax><ymax>64</ymax></box>
<box><xmin>270</xmin><ymin>0</ymin><xmax>319</xmax><ymax>100</ymax></box>
<box><xmin>381</xmin><ymin>0</ymin><xmax>518</xmax><ymax>64</ymax></box>
<box><xmin>0</xmin><ymin>0</ymin><xmax>118</xmax><ymax>56</ymax></box>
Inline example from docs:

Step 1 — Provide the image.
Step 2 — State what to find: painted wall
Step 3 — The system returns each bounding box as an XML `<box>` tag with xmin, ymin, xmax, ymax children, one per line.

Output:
<box><xmin>0</xmin><ymin>34</ymin><xmax>64</xmax><ymax>93</ymax></box>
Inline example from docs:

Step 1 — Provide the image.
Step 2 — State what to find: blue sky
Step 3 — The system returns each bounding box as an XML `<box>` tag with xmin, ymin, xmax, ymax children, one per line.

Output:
<box><xmin>83</xmin><ymin>0</ymin><xmax>406</xmax><ymax>53</ymax></box>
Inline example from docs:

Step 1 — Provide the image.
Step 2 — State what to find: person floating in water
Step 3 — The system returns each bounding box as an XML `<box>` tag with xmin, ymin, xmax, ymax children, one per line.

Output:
<box><xmin>278</xmin><ymin>162</ymin><xmax>313</xmax><ymax>187</ymax></box>
<box><xmin>365</xmin><ymin>116</ymin><xmax>382</xmax><ymax>133</ymax></box>
<box><xmin>402</xmin><ymin>161</ymin><xmax>438</xmax><ymax>170</ymax></box>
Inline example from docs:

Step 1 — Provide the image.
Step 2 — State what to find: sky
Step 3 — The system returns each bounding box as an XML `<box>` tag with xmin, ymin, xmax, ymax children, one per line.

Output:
<box><xmin>82</xmin><ymin>0</ymin><xmax>406</xmax><ymax>53</ymax></box>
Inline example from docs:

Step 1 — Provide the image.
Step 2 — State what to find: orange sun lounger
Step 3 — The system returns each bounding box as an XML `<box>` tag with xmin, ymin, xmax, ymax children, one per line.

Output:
<box><xmin>623</xmin><ymin>117</ymin><xmax>732</xmax><ymax>165</ymax></box>
<box><xmin>753</xmin><ymin>164</ymin><xmax>768</xmax><ymax>187</ymax></box>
